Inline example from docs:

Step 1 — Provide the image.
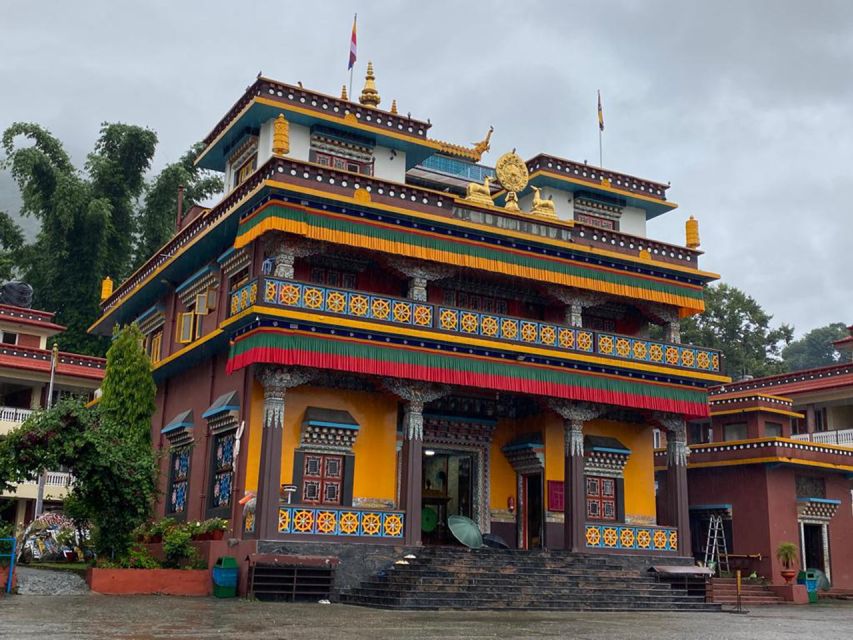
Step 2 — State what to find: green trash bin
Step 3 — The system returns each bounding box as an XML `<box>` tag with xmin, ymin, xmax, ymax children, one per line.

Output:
<box><xmin>797</xmin><ymin>569</ymin><xmax>819</xmax><ymax>603</ymax></box>
<box><xmin>212</xmin><ymin>556</ymin><xmax>239</xmax><ymax>598</ymax></box>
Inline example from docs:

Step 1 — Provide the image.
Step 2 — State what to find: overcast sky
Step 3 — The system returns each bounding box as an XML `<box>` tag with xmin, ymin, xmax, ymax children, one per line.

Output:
<box><xmin>2</xmin><ymin>1</ymin><xmax>851</xmax><ymax>337</ymax></box>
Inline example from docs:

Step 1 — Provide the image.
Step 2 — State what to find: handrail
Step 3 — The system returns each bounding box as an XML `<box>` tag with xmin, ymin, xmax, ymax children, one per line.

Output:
<box><xmin>230</xmin><ymin>276</ymin><xmax>723</xmax><ymax>375</ymax></box>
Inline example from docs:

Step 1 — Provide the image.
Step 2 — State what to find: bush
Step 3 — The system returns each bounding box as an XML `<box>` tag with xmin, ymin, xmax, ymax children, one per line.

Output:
<box><xmin>161</xmin><ymin>524</ymin><xmax>198</xmax><ymax>569</ymax></box>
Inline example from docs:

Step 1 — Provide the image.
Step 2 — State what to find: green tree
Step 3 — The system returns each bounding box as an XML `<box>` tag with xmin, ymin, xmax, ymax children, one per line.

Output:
<box><xmin>1</xmin><ymin>122</ymin><xmax>157</xmax><ymax>355</ymax></box>
<box><xmin>0</xmin><ymin>211</ymin><xmax>24</xmax><ymax>281</ymax></box>
<box><xmin>781</xmin><ymin>322</ymin><xmax>848</xmax><ymax>372</ymax></box>
<box><xmin>0</xmin><ymin>325</ymin><xmax>157</xmax><ymax>558</ymax></box>
<box><xmin>133</xmin><ymin>143</ymin><xmax>222</xmax><ymax>268</ymax></box>
<box><xmin>100</xmin><ymin>323</ymin><xmax>156</xmax><ymax>447</ymax></box>
<box><xmin>681</xmin><ymin>283</ymin><xmax>794</xmax><ymax>378</ymax></box>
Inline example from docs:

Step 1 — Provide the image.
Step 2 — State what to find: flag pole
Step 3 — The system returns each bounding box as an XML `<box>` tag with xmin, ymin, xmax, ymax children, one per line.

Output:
<box><xmin>597</xmin><ymin>89</ymin><xmax>604</xmax><ymax>168</ymax></box>
<box><xmin>599</xmin><ymin>127</ymin><xmax>603</xmax><ymax>168</ymax></box>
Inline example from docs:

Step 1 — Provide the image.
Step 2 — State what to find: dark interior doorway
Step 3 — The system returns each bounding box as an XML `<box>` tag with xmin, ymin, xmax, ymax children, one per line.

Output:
<box><xmin>421</xmin><ymin>450</ymin><xmax>474</xmax><ymax>545</ymax></box>
<box><xmin>523</xmin><ymin>473</ymin><xmax>544</xmax><ymax>549</ymax></box>
<box><xmin>803</xmin><ymin>523</ymin><xmax>825</xmax><ymax>571</ymax></box>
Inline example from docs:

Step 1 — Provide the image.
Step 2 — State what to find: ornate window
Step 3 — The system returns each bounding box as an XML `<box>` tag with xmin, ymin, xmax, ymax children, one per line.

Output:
<box><xmin>210</xmin><ymin>432</ymin><xmax>235</xmax><ymax>509</ymax></box>
<box><xmin>203</xmin><ymin>391</ymin><xmax>241</xmax><ymax>516</ymax></box>
<box><xmin>301</xmin><ymin>454</ymin><xmax>343</xmax><ymax>505</ymax></box>
<box><xmin>586</xmin><ymin>476</ymin><xmax>617</xmax><ymax>522</ymax></box>
<box><xmin>309</xmin><ymin>267</ymin><xmax>357</xmax><ymax>289</ymax></box>
<box><xmin>168</xmin><ymin>447</ymin><xmax>191</xmax><ymax>514</ymax></box>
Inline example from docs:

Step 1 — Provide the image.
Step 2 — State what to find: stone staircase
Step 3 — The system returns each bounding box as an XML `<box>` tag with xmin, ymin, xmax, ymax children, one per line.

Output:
<box><xmin>708</xmin><ymin>577</ymin><xmax>785</xmax><ymax>605</ymax></box>
<box><xmin>340</xmin><ymin>547</ymin><xmax>720</xmax><ymax>611</ymax></box>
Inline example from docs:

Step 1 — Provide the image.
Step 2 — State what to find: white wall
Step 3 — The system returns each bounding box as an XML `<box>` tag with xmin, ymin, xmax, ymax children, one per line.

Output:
<box><xmin>619</xmin><ymin>205</ymin><xmax>647</xmax><ymax>237</ymax></box>
<box><xmin>517</xmin><ymin>186</ymin><xmax>574</xmax><ymax>221</ymax></box>
<box><xmin>373</xmin><ymin>145</ymin><xmax>407</xmax><ymax>183</ymax></box>
<box><xmin>288</xmin><ymin>122</ymin><xmax>311</xmax><ymax>163</ymax></box>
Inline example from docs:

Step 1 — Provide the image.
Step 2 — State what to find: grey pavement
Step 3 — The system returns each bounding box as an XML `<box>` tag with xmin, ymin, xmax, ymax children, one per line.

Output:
<box><xmin>14</xmin><ymin>567</ymin><xmax>89</xmax><ymax>595</ymax></box>
<box><xmin>0</xmin><ymin>596</ymin><xmax>852</xmax><ymax>640</ymax></box>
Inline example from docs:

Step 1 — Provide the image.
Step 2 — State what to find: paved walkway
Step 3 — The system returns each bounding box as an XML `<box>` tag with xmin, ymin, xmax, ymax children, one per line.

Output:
<box><xmin>0</xmin><ymin>596</ymin><xmax>851</xmax><ymax>639</ymax></box>
<box><xmin>14</xmin><ymin>567</ymin><xmax>89</xmax><ymax>595</ymax></box>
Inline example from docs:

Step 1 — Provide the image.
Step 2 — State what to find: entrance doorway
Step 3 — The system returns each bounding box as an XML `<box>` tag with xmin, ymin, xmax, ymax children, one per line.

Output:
<box><xmin>802</xmin><ymin>523</ymin><xmax>826</xmax><ymax>572</ymax></box>
<box><xmin>522</xmin><ymin>473</ymin><xmax>544</xmax><ymax>549</ymax></box>
<box><xmin>421</xmin><ymin>450</ymin><xmax>474</xmax><ymax>545</ymax></box>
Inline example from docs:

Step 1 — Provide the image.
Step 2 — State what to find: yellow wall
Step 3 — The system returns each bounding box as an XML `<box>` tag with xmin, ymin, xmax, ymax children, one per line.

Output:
<box><xmin>244</xmin><ymin>383</ymin><xmax>399</xmax><ymax>502</ymax></box>
<box><xmin>489</xmin><ymin>418</ymin><xmax>520</xmax><ymax>510</ymax></box>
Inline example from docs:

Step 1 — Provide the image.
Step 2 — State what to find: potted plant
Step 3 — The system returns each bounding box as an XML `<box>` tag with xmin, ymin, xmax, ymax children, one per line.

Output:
<box><xmin>203</xmin><ymin>518</ymin><xmax>228</xmax><ymax>541</ymax></box>
<box><xmin>776</xmin><ymin>541</ymin><xmax>799</xmax><ymax>584</ymax></box>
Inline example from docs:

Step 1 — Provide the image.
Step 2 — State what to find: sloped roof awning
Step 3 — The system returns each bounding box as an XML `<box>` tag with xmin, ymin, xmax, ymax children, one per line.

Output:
<box><xmin>584</xmin><ymin>436</ymin><xmax>631</xmax><ymax>455</ymax></box>
<box><xmin>162</xmin><ymin>409</ymin><xmax>194</xmax><ymax>446</ymax></box>
<box><xmin>303</xmin><ymin>407</ymin><xmax>359</xmax><ymax>430</ymax></box>
<box><xmin>203</xmin><ymin>391</ymin><xmax>240</xmax><ymax>420</ymax></box>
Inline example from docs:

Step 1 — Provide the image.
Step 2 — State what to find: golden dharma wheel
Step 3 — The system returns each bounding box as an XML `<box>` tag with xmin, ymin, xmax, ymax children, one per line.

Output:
<box><xmin>495</xmin><ymin>151</ymin><xmax>529</xmax><ymax>193</ymax></box>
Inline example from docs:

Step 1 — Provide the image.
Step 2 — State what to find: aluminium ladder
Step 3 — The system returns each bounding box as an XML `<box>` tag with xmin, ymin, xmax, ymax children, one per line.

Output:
<box><xmin>704</xmin><ymin>515</ymin><xmax>730</xmax><ymax>575</ymax></box>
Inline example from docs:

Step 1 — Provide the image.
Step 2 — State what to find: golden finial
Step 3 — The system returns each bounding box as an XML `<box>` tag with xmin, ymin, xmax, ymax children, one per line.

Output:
<box><xmin>359</xmin><ymin>61</ymin><xmax>381</xmax><ymax>107</ymax></box>
<box><xmin>472</xmin><ymin>126</ymin><xmax>494</xmax><ymax>161</ymax></box>
<box><xmin>390</xmin><ymin>99</ymin><xmax>398</xmax><ymax>115</ymax></box>
<box><xmin>340</xmin><ymin>84</ymin><xmax>348</xmax><ymax>101</ymax></box>
<box><xmin>100</xmin><ymin>276</ymin><xmax>114</xmax><ymax>302</ymax></box>
<box><xmin>272</xmin><ymin>113</ymin><xmax>290</xmax><ymax>156</ymax></box>
<box><xmin>685</xmin><ymin>215</ymin><xmax>700</xmax><ymax>249</ymax></box>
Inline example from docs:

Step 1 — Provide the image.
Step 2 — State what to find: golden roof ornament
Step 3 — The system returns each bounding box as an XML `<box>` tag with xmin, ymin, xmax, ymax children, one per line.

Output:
<box><xmin>272</xmin><ymin>114</ymin><xmax>290</xmax><ymax>156</ymax></box>
<box><xmin>685</xmin><ymin>215</ymin><xmax>700</xmax><ymax>248</ymax></box>
<box><xmin>340</xmin><ymin>84</ymin><xmax>349</xmax><ymax>101</ymax></box>
<box><xmin>495</xmin><ymin>149</ymin><xmax>528</xmax><ymax>212</ymax></box>
<box><xmin>463</xmin><ymin>176</ymin><xmax>494</xmax><ymax>207</ymax></box>
<box><xmin>530</xmin><ymin>186</ymin><xmax>557</xmax><ymax>218</ymax></box>
<box><xmin>358</xmin><ymin>61</ymin><xmax>381</xmax><ymax>107</ymax></box>
<box><xmin>390</xmin><ymin>99</ymin><xmax>398</xmax><ymax>115</ymax></box>
<box><xmin>472</xmin><ymin>126</ymin><xmax>494</xmax><ymax>161</ymax></box>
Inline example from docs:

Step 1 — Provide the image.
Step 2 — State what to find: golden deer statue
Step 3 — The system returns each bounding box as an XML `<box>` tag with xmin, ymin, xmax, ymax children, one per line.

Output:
<box><xmin>464</xmin><ymin>175</ymin><xmax>494</xmax><ymax>206</ymax></box>
<box><xmin>530</xmin><ymin>186</ymin><xmax>557</xmax><ymax>218</ymax></box>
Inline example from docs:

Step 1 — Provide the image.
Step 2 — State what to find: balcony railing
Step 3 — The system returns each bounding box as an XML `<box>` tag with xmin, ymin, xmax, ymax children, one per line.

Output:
<box><xmin>230</xmin><ymin>276</ymin><xmax>723</xmax><ymax>375</ymax></box>
<box><xmin>790</xmin><ymin>428</ymin><xmax>853</xmax><ymax>447</ymax></box>
<box><xmin>45</xmin><ymin>472</ymin><xmax>73</xmax><ymax>487</ymax></box>
<box><xmin>0</xmin><ymin>406</ymin><xmax>33</xmax><ymax>423</ymax></box>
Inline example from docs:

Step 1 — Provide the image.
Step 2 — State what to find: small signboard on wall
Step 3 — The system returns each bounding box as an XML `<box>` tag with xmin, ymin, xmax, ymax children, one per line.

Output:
<box><xmin>547</xmin><ymin>480</ymin><xmax>564</xmax><ymax>512</ymax></box>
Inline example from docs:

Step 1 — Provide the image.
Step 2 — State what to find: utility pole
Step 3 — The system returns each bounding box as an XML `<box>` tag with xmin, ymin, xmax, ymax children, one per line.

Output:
<box><xmin>34</xmin><ymin>342</ymin><xmax>59</xmax><ymax>518</ymax></box>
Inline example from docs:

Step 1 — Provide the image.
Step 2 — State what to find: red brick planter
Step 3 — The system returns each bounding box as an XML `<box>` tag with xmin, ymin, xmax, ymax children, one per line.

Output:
<box><xmin>86</xmin><ymin>568</ymin><xmax>210</xmax><ymax>596</ymax></box>
<box><xmin>1</xmin><ymin>565</ymin><xmax>16</xmax><ymax>594</ymax></box>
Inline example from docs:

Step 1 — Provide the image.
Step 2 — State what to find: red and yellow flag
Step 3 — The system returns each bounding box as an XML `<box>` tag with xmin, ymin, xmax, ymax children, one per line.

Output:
<box><xmin>598</xmin><ymin>90</ymin><xmax>604</xmax><ymax>132</ymax></box>
<box><xmin>348</xmin><ymin>14</ymin><xmax>357</xmax><ymax>70</ymax></box>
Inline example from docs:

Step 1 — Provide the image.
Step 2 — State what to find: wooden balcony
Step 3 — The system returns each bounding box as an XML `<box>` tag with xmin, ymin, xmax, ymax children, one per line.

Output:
<box><xmin>230</xmin><ymin>276</ymin><xmax>723</xmax><ymax>377</ymax></box>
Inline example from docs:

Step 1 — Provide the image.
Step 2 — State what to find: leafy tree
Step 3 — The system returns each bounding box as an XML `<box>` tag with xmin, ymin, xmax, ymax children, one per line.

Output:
<box><xmin>681</xmin><ymin>283</ymin><xmax>794</xmax><ymax>378</ymax></box>
<box><xmin>100</xmin><ymin>323</ymin><xmax>157</xmax><ymax>447</ymax></box>
<box><xmin>781</xmin><ymin>322</ymin><xmax>848</xmax><ymax>372</ymax></box>
<box><xmin>0</xmin><ymin>325</ymin><xmax>157</xmax><ymax>558</ymax></box>
<box><xmin>133</xmin><ymin>143</ymin><xmax>222</xmax><ymax>268</ymax></box>
<box><xmin>0</xmin><ymin>211</ymin><xmax>24</xmax><ymax>281</ymax></box>
<box><xmin>1</xmin><ymin>122</ymin><xmax>157</xmax><ymax>355</ymax></box>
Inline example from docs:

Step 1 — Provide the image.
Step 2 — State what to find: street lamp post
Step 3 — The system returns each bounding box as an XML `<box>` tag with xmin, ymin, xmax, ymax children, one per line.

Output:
<box><xmin>34</xmin><ymin>343</ymin><xmax>59</xmax><ymax>518</ymax></box>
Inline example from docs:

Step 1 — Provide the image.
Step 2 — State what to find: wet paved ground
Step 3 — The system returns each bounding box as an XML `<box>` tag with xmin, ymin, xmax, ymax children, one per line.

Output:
<box><xmin>0</xmin><ymin>596</ymin><xmax>851</xmax><ymax>639</ymax></box>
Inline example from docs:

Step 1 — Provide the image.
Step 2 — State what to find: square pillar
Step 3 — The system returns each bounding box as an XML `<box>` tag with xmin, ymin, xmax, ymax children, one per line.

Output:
<box><xmin>254</xmin><ymin>366</ymin><xmax>313</xmax><ymax>540</ymax></box>
<box><xmin>664</xmin><ymin>418</ymin><xmax>691</xmax><ymax>556</ymax></box>
<box><xmin>564</xmin><ymin>418</ymin><xmax>586</xmax><ymax>552</ymax></box>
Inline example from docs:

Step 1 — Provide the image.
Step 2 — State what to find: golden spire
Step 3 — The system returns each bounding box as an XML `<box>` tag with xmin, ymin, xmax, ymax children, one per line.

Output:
<box><xmin>390</xmin><ymin>99</ymin><xmax>398</xmax><ymax>115</ymax></box>
<box><xmin>358</xmin><ymin>61</ymin><xmax>381</xmax><ymax>107</ymax></box>
<box><xmin>340</xmin><ymin>84</ymin><xmax>348</xmax><ymax>101</ymax></box>
<box><xmin>272</xmin><ymin>114</ymin><xmax>290</xmax><ymax>156</ymax></box>
<box><xmin>100</xmin><ymin>276</ymin><xmax>114</xmax><ymax>302</ymax></box>
<box><xmin>685</xmin><ymin>215</ymin><xmax>700</xmax><ymax>249</ymax></box>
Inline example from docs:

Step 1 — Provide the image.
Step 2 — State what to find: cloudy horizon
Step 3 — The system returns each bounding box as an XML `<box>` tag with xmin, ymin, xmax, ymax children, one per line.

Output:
<box><xmin>2</xmin><ymin>0</ymin><xmax>851</xmax><ymax>338</ymax></box>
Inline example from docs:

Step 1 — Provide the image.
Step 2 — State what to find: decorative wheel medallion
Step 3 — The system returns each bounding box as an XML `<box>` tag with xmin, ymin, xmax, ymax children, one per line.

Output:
<box><xmin>265</xmin><ymin>281</ymin><xmax>277</xmax><ymax>303</ymax></box>
<box><xmin>361</xmin><ymin>513</ymin><xmax>381</xmax><ymax>536</ymax></box>
<box><xmin>620</xmin><ymin>528</ymin><xmax>635</xmax><ymax>548</ymax></box>
<box><xmin>616</xmin><ymin>338</ymin><xmax>631</xmax><ymax>357</ymax></box>
<box><xmin>413</xmin><ymin>305</ymin><xmax>432</xmax><ymax>326</ymax></box>
<box><xmin>540</xmin><ymin>325</ymin><xmax>556</xmax><ymax>345</ymax></box>
<box><xmin>280</xmin><ymin>284</ymin><xmax>300</xmax><ymax>306</ymax></box>
<box><xmin>326</xmin><ymin>291</ymin><xmax>346</xmax><ymax>313</ymax></box>
<box><xmin>316</xmin><ymin>511</ymin><xmax>337</xmax><ymax>534</ymax></box>
<box><xmin>371</xmin><ymin>298</ymin><xmax>391</xmax><ymax>320</ymax></box>
<box><xmin>577</xmin><ymin>331</ymin><xmax>593</xmax><ymax>351</ymax></box>
<box><xmin>603</xmin><ymin>527</ymin><xmax>618</xmax><ymax>547</ymax></box>
<box><xmin>585</xmin><ymin>526</ymin><xmax>601</xmax><ymax>547</ymax></box>
<box><xmin>460</xmin><ymin>312</ymin><xmax>479</xmax><ymax>333</ymax></box>
<box><xmin>303</xmin><ymin>288</ymin><xmax>324</xmax><ymax>309</ymax></box>
<box><xmin>481</xmin><ymin>316</ymin><xmax>499</xmax><ymax>336</ymax></box>
<box><xmin>697</xmin><ymin>352</ymin><xmax>710</xmax><ymax>369</ymax></box>
<box><xmin>293</xmin><ymin>509</ymin><xmax>314</xmax><ymax>533</ymax></box>
<box><xmin>669</xmin><ymin>531</ymin><xmax>678</xmax><ymax>549</ymax></box>
<box><xmin>653</xmin><ymin>530</ymin><xmax>667</xmax><ymax>549</ymax></box>
<box><xmin>558</xmin><ymin>328</ymin><xmax>575</xmax><ymax>349</ymax></box>
<box><xmin>339</xmin><ymin>512</ymin><xmax>359</xmax><ymax>535</ymax></box>
<box><xmin>633</xmin><ymin>342</ymin><xmax>648</xmax><ymax>359</ymax></box>
<box><xmin>349</xmin><ymin>294</ymin><xmax>369</xmax><ymax>316</ymax></box>
<box><xmin>278</xmin><ymin>509</ymin><xmax>290</xmax><ymax>533</ymax></box>
<box><xmin>520</xmin><ymin>322</ymin><xmax>537</xmax><ymax>342</ymax></box>
<box><xmin>383</xmin><ymin>514</ymin><xmax>404</xmax><ymax>537</ymax></box>
<box><xmin>440</xmin><ymin>309</ymin><xmax>458</xmax><ymax>331</ymax></box>
<box><xmin>501</xmin><ymin>318</ymin><xmax>518</xmax><ymax>340</ymax></box>
<box><xmin>637</xmin><ymin>529</ymin><xmax>651</xmax><ymax>549</ymax></box>
<box><xmin>649</xmin><ymin>344</ymin><xmax>663</xmax><ymax>362</ymax></box>
<box><xmin>665</xmin><ymin>346</ymin><xmax>679</xmax><ymax>365</ymax></box>
<box><xmin>495</xmin><ymin>150</ymin><xmax>529</xmax><ymax>194</ymax></box>
<box><xmin>598</xmin><ymin>335</ymin><xmax>614</xmax><ymax>354</ymax></box>
<box><xmin>681</xmin><ymin>350</ymin><xmax>695</xmax><ymax>367</ymax></box>
<box><xmin>393</xmin><ymin>301</ymin><xmax>412</xmax><ymax>323</ymax></box>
